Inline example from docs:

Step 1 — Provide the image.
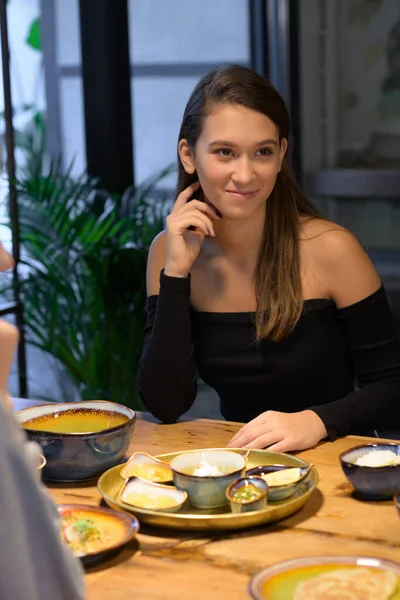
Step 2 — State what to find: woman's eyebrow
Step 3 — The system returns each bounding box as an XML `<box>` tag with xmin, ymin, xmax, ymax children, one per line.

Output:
<box><xmin>208</xmin><ymin>139</ymin><xmax>278</xmax><ymax>148</ymax></box>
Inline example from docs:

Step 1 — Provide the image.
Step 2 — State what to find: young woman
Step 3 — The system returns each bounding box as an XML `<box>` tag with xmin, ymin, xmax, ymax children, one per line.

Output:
<box><xmin>138</xmin><ymin>65</ymin><xmax>400</xmax><ymax>452</ymax></box>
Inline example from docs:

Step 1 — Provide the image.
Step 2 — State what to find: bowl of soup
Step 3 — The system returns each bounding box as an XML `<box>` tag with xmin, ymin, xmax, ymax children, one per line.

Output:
<box><xmin>16</xmin><ymin>401</ymin><xmax>136</xmax><ymax>482</ymax></box>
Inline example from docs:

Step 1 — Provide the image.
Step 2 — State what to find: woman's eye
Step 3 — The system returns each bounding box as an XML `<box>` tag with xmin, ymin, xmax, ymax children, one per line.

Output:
<box><xmin>257</xmin><ymin>147</ymin><xmax>272</xmax><ymax>156</ymax></box>
<box><xmin>216</xmin><ymin>148</ymin><xmax>233</xmax><ymax>157</ymax></box>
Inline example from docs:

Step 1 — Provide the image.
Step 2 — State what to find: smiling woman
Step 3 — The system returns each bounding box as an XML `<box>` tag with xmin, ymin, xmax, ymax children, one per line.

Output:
<box><xmin>138</xmin><ymin>65</ymin><xmax>400</xmax><ymax>453</ymax></box>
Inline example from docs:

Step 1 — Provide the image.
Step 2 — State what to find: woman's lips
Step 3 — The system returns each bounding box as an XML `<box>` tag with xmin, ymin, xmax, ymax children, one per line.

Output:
<box><xmin>225</xmin><ymin>190</ymin><xmax>259</xmax><ymax>199</ymax></box>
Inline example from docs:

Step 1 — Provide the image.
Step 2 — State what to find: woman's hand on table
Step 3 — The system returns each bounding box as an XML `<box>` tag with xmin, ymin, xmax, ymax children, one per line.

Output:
<box><xmin>227</xmin><ymin>409</ymin><xmax>328</xmax><ymax>452</ymax></box>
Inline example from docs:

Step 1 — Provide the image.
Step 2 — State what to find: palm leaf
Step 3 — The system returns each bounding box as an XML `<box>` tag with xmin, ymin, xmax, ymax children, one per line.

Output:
<box><xmin>2</xmin><ymin>160</ymin><xmax>172</xmax><ymax>407</ymax></box>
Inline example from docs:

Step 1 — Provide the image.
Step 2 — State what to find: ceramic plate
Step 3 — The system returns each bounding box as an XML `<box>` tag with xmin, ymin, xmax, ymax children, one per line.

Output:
<box><xmin>58</xmin><ymin>504</ymin><xmax>139</xmax><ymax>566</ymax></box>
<box><xmin>97</xmin><ymin>448</ymin><xmax>318</xmax><ymax>532</ymax></box>
<box><xmin>248</xmin><ymin>555</ymin><xmax>400</xmax><ymax>599</ymax></box>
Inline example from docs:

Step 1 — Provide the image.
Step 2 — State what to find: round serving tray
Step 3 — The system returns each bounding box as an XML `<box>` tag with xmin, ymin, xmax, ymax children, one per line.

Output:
<box><xmin>97</xmin><ymin>448</ymin><xmax>318</xmax><ymax>532</ymax></box>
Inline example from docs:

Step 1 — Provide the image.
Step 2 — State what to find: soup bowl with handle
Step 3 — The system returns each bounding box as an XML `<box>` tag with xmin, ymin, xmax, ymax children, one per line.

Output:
<box><xmin>15</xmin><ymin>400</ymin><xmax>136</xmax><ymax>482</ymax></box>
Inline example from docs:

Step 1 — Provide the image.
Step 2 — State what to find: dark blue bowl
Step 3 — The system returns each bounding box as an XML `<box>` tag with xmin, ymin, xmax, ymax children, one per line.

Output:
<box><xmin>340</xmin><ymin>443</ymin><xmax>400</xmax><ymax>500</ymax></box>
<box><xmin>16</xmin><ymin>401</ymin><xmax>136</xmax><ymax>482</ymax></box>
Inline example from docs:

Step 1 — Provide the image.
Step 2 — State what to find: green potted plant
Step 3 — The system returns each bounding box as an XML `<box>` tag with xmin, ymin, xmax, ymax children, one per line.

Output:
<box><xmin>2</xmin><ymin>161</ymin><xmax>173</xmax><ymax>409</ymax></box>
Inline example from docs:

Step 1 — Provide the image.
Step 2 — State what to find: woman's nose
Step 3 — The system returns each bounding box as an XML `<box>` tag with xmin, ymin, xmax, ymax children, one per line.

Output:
<box><xmin>231</xmin><ymin>157</ymin><xmax>254</xmax><ymax>186</ymax></box>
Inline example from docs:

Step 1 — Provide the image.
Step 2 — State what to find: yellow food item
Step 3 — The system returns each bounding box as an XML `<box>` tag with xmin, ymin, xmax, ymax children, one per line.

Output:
<box><xmin>122</xmin><ymin>492</ymin><xmax>179</xmax><ymax>509</ymax></box>
<box><xmin>23</xmin><ymin>409</ymin><xmax>128</xmax><ymax>433</ymax></box>
<box><xmin>262</xmin><ymin>467</ymin><xmax>302</xmax><ymax>487</ymax></box>
<box><xmin>293</xmin><ymin>567</ymin><xmax>398</xmax><ymax>600</ymax></box>
<box><xmin>121</xmin><ymin>462</ymin><xmax>172</xmax><ymax>482</ymax></box>
<box><xmin>61</xmin><ymin>511</ymin><xmax>126</xmax><ymax>556</ymax></box>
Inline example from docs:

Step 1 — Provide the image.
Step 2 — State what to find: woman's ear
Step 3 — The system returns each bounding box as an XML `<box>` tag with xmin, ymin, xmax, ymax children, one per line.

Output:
<box><xmin>178</xmin><ymin>139</ymin><xmax>196</xmax><ymax>174</ymax></box>
<box><xmin>278</xmin><ymin>138</ymin><xmax>288</xmax><ymax>171</ymax></box>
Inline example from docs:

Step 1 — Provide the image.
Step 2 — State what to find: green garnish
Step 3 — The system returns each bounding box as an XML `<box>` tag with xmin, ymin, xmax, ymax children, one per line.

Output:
<box><xmin>232</xmin><ymin>485</ymin><xmax>263</xmax><ymax>502</ymax></box>
<box><xmin>72</xmin><ymin>518</ymin><xmax>101</xmax><ymax>542</ymax></box>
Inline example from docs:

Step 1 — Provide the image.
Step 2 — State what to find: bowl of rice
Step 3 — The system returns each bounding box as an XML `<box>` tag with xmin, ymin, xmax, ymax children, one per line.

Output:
<box><xmin>339</xmin><ymin>443</ymin><xmax>400</xmax><ymax>500</ymax></box>
<box><xmin>169</xmin><ymin>449</ymin><xmax>246</xmax><ymax>508</ymax></box>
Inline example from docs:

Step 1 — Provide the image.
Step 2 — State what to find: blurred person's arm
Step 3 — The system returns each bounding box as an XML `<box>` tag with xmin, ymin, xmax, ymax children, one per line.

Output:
<box><xmin>0</xmin><ymin>318</ymin><xmax>85</xmax><ymax>600</ymax></box>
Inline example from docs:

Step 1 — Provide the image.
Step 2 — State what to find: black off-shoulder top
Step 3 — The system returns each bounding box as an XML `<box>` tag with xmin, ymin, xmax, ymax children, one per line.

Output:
<box><xmin>138</xmin><ymin>271</ymin><xmax>400</xmax><ymax>439</ymax></box>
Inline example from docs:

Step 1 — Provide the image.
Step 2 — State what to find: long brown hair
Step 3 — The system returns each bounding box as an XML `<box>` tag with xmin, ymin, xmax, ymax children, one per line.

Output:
<box><xmin>176</xmin><ymin>65</ymin><xmax>321</xmax><ymax>341</ymax></box>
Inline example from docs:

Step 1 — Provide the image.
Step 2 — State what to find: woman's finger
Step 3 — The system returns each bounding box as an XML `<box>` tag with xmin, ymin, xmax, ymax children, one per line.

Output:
<box><xmin>266</xmin><ymin>440</ymin><xmax>291</xmax><ymax>452</ymax></box>
<box><xmin>238</xmin><ymin>431</ymin><xmax>282</xmax><ymax>450</ymax></box>
<box><xmin>180</xmin><ymin>200</ymin><xmax>220</xmax><ymax>221</ymax></box>
<box><xmin>169</xmin><ymin>209</ymin><xmax>216</xmax><ymax>235</ymax></box>
<box><xmin>172</xmin><ymin>181</ymin><xmax>201</xmax><ymax>212</ymax></box>
<box><xmin>228</xmin><ymin>423</ymin><xmax>272</xmax><ymax>448</ymax></box>
<box><xmin>229</xmin><ymin>412</ymin><xmax>272</xmax><ymax>447</ymax></box>
<box><xmin>168</xmin><ymin>213</ymin><xmax>213</xmax><ymax>237</ymax></box>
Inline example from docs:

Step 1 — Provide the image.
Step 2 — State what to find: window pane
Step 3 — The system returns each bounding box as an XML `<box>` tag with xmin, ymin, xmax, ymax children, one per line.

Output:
<box><xmin>132</xmin><ymin>76</ymin><xmax>200</xmax><ymax>186</ymax></box>
<box><xmin>59</xmin><ymin>77</ymin><xmax>86</xmax><ymax>176</ymax></box>
<box><xmin>129</xmin><ymin>0</ymin><xmax>249</xmax><ymax>64</ymax></box>
<box><xmin>55</xmin><ymin>0</ymin><xmax>81</xmax><ymax>66</ymax></box>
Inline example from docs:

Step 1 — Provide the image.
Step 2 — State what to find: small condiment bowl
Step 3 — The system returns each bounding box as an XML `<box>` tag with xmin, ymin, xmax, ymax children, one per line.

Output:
<box><xmin>119</xmin><ymin>477</ymin><xmax>187</xmax><ymax>513</ymax></box>
<box><xmin>169</xmin><ymin>450</ymin><xmax>246</xmax><ymax>509</ymax></box>
<box><xmin>339</xmin><ymin>443</ymin><xmax>400</xmax><ymax>500</ymax></box>
<box><xmin>246</xmin><ymin>463</ymin><xmax>311</xmax><ymax>501</ymax></box>
<box><xmin>226</xmin><ymin>476</ymin><xmax>268</xmax><ymax>513</ymax></box>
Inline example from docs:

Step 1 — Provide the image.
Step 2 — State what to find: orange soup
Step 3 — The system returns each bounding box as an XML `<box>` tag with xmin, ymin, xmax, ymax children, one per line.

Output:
<box><xmin>23</xmin><ymin>408</ymin><xmax>129</xmax><ymax>433</ymax></box>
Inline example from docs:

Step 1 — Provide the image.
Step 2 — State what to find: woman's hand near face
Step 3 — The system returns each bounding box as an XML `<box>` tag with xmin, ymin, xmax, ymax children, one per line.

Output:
<box><xmin>227</xmin><ymin>409</ymin><xmax>327</xmax><ymax>452</ymax></box>
<box><xmin>165</xmin><ymin>182</ymin><xmax>220</xmax><ymax>278</ymax></box>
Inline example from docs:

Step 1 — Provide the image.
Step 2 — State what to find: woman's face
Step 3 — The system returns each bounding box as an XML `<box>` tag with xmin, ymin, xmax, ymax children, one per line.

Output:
<box><xmin>179</xmin><ymin>104</ymin><xmax>287</xmax><ymax>220</ymax></box>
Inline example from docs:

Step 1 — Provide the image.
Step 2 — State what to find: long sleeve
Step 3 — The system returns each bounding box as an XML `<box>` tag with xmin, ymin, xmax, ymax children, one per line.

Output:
<box><xmin>0</xmin><ymin>401</ymin><xmax>85</xmax><ymax>600</ymax></box>
<box><xmin>138</xmin><ymin>270</ymin><xmax>198</xmax><ymax>423</ymax></box>
<box><xmin>311</xmin><ymin>286</ymin><xmax>400</xmax><ymax>439</ymax></box>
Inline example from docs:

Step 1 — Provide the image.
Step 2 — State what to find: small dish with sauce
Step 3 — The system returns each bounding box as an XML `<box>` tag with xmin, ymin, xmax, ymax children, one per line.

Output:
<box><xmin>58</xmin><ymin>503</ymin><xmax>139</xmax><ymax>567</ymax></box>
<box><xmin>120</xmin><ymin>451</ymin><xmax>173</xmax><ymax>483</ymax></box>
<box><xmin>226</xmin><ymin>476</ymin><xmax>268</xmax><ymax>513</ymax></box>
<box><xmin>119</xmin><ymin>476</ymin><xmax>187</xmax><ymax>512</ymax></box>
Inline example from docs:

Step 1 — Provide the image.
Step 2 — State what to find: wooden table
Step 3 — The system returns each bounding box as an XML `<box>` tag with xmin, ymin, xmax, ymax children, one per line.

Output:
<box><xmin>22</xmin><ymin>408</ymin><xmax>393</xmax><ymax>600</ymax></box>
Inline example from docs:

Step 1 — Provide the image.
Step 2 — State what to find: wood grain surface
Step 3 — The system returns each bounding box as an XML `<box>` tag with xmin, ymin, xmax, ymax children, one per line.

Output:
<box><xmin>18</xmin><ymin>403</ymin><xmax>400</xmax><ymax>600</ymax></box>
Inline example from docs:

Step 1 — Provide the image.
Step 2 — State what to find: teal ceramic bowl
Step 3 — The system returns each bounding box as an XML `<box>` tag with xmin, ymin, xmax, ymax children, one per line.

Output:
<box><xmin>16</xmin><ymin>400</ymin><xmax>136</xmax><ymax>482</ymax></box>
<box><xmin>170</xmin><ymin>449</ymin><xmax>246</xmax><ymax>509</ymax></box>
<box><xmin>246</xmin><ymin>463</ymin><xmax>312</xmax><ymax>501</ymax></box>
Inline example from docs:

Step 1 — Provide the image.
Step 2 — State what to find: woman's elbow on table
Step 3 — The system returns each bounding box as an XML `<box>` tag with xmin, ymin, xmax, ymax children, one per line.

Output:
<box><xmin>138</xmin><ymin>369</ymin><xmax>197</xmax><ymax>424</ymax></box>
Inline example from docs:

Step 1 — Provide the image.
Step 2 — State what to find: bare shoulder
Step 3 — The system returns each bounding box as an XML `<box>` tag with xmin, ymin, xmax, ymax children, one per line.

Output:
<box><xmin>146</xmin><ymin>230</ymin><xmax>167</xmax><ymax>296</ymax></box>
<box><xmin>301</xmin><ymin>218</ymin><xmax>381</xmax><ymax>308</ymax></box>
